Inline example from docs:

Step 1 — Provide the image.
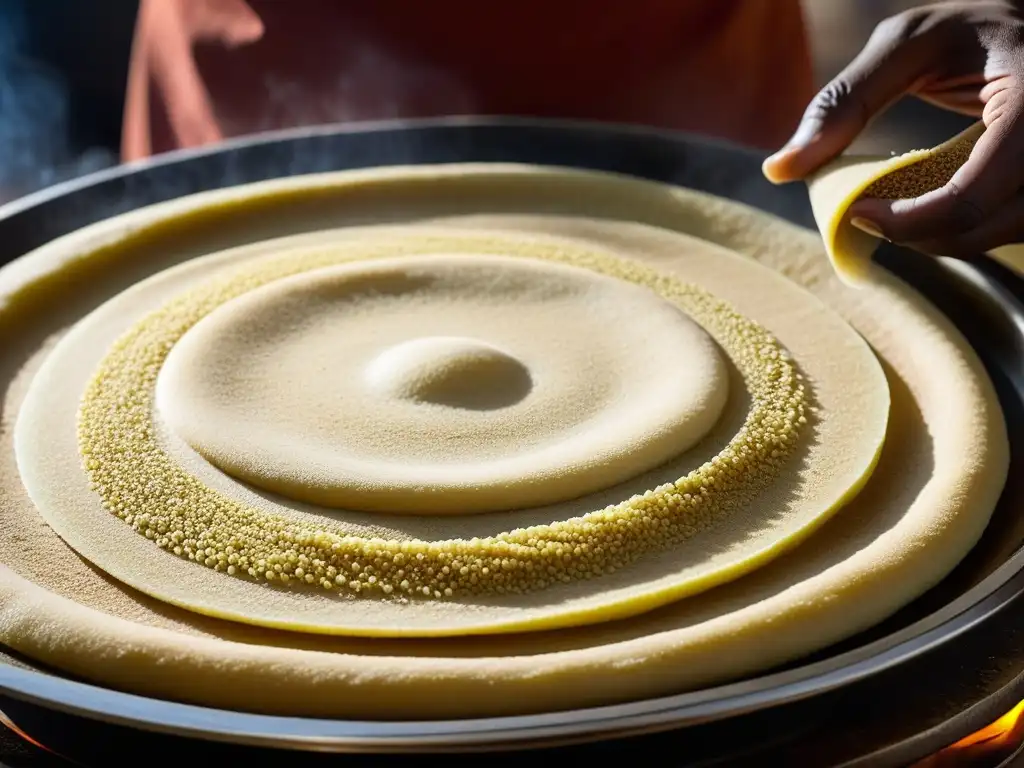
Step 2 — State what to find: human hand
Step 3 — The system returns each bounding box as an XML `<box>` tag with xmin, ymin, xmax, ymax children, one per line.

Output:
<box><xmin>124</xmin><ymin>0</ymin><xmax>264</xmax><ymax>160</ymax></box>
<box><xmin>762</xmin><ymin>1</ymin><xmax>1024</xmax><ymax>257</ymax></box>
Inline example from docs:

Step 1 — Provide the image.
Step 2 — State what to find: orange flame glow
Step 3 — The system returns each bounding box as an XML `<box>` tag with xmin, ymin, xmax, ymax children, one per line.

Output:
<box><xmin>0</xmin><ymin>706</ymin><xmax>54</xmax><ymax>753</ymax></box>
<box><xmin>1</xmin><ymin>700</ymin><xmax>1023</xmax><ymax>766</ymax></box>
<box><xmin>912</xmin><ymin>699</ymin><xmax>1024</xmax><ymax>767</ymax></box>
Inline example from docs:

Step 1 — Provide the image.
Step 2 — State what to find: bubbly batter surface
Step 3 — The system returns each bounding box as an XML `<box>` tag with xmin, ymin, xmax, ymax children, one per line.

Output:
<box><xmin>0</xmin><ymin>164</ymin><xmax>1006</xmax><ymax>718</ymax></box>
<box><xmin>156</xmin><ymin>254</ymin><xmax>730</xmax><ymax>514</ymax></box>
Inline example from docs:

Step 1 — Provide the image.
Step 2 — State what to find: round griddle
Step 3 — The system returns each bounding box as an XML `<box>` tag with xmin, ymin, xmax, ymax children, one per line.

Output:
<box><xmin>1</xmin><ymin>117</ymin><xmax>1024</xmax><ymax>766</ymax></box>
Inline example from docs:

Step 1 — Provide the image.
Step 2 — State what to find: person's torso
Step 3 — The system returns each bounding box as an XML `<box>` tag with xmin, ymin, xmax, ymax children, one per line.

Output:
<box><xmin>125</xmin><ymin>0</ymin><xmax>813</xmax><ymax>159</ymax></box>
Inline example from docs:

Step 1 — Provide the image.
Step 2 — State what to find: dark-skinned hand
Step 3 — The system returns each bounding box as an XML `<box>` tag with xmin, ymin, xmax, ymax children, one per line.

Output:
<box><xmin>762</xmin><ymin>0</ymin><xmax>1024</xmax><ymax>258</ymax></box>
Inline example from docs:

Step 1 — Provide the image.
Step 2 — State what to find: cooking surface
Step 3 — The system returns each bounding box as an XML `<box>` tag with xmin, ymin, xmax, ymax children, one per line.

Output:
<box><xmin>0</xmin><ymin>124</ymin><xmax>1023</xmax><ymax>766</ymax></box>
<box><xmin>0</xmin><ymin>115</ymin><xmax>1022</xmax><ymax>764</ymax></box>
<box><xmin>0</xmin><ymin>584</ymin><xmax>1021</xmax><ymax>768</ymax></box>
<box><xmin>0</xmin><ymin>2</ymin><xmax>1020</xmax><ymax>765</ymax></box>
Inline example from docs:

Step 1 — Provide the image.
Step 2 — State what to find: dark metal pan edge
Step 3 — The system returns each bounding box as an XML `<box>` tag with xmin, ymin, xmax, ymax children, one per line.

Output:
<box><xmin>0</xmin><ymin>118</ymin><xmax>1021</xmax><ymax>753</ymax></box>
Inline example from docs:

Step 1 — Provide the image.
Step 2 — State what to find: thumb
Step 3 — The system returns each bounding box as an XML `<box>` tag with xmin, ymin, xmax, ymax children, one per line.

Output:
<box><xmin>763</xmin><ymin>12</ymin><xmax>939</xmax><ymax>184</ymax></box>
<box><xmin>185</xmin><ymin>0</ymin><xmax>265</xmax><ymax>48</ymax></box>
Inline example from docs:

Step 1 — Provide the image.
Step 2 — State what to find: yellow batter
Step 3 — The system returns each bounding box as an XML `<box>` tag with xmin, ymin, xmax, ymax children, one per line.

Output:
<box><xmin>0</xmin><ymin>164</ymin><xmax>1008</xmax><ymax>718</ymax></box>
<box><xmin>807</xmin><ymin>120</ymin><xmax>1024</xmax><ymax>280</ymax></box>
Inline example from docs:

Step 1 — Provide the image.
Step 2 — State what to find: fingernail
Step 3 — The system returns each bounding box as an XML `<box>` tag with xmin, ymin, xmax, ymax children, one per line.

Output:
<box><xmin>762</xmin><ymin>119</ymin><xmax>824</xmax><ymax>184</ymax></box>
<box><xmin>851</xmin><ymin>217</ymin><xmax>885</xmax><ymax>239</ymax></box>
<box><xmin>761</xmin><ymin>150</ymin><xmax>795</xmax><ymax>184</ymax></box>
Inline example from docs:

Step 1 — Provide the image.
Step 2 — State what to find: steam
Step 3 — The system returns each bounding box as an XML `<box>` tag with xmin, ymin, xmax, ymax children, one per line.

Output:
<box><xmin>0</xmin><ymin>2</ymin><xmax>116</xmax><ymax>204</ymax></box>
<box><xmin>251</xmin><ymin>43</ymin><xmax>475</xmax><ymax>137</ymax></box>
<box><xmin>0</xmin><ymin>0</ymin><xmax>475</xmax><ymax>211</ymax></box>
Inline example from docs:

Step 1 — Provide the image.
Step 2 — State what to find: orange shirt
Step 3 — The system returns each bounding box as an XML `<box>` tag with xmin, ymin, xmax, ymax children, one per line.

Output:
<box><xmin>123</xmin><ymin>0</ymin><xmax>812</xmax><ymax>161</ymax></box>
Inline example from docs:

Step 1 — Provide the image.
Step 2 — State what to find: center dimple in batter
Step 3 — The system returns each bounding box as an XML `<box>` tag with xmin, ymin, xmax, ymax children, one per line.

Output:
<box><xmin>154</xmin><ymin>252</ymin><xmax>730</xmax><ymax>515</ymax></box>
<box><xmin>364</xmin><ymin>336</ymin><xmax>534</xmax><ymax>411</ymax></box>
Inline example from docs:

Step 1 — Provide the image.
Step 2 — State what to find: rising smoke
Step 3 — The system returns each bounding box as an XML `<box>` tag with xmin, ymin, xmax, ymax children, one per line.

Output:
<box><xmin>0</xmin><ymin>0</ymin><xmax>480</xmax><ymax>209</ymax></box>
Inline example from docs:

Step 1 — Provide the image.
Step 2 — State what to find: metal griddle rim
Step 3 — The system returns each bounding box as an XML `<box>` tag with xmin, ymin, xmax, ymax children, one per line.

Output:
<box><xmin>0</xmin><ymin>117</ymin><xmax>1021</xmax><ymax>754</ymax></box>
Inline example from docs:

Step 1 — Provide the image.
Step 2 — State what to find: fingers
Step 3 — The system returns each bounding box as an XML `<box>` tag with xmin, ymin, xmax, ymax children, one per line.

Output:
<box><xmin>847</xmin><ymin>186</ymin><xmax>983</xmax><ymax>246</ymax></box>
<box><xmin>846</xmin><ymin>96</ymin><xmax>1024</xmax><ymax>243</ymax></box>
<box><xmin>198</xmin><ymin>0</ymin><xmax>265</xmax><ymax>47</ymax></box>
<box><xmin>915</xmin><ymin>89</ymin><xmax>986</xmax><ymax>118</ymax></box>
<box><xmin>914</xmin><ymin>72</ymin><xmax>989</xmax><ymax>116</ymax></box>
<box><xmin>177</xmin><ymin>0</ymin><xmax>264</xmax><ymax>46</ymax></box>
<box><xmin>145</xmin><ymin>0</ymin><xmax>226</xmax><ymax>150</ymax></box>
<box><xmin>907</xmin><ymin>190</ymin><xmax>1024</xmax><ymax>258</ymax></box>
<box><xmin>763</xmin><ymin>11</ymin><xmax>941</xmax><ymax>184</ymax></box>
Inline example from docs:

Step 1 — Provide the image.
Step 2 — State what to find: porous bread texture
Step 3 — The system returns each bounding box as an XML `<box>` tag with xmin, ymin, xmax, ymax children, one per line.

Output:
<box><xmin>806</xmin><ymin>120</ymin><xmax>1024</xmax><ymax>280</ymax></box>
<box><xmin>154</xmin><ymin>253</ymin><xmax>732</xmax><ymax>515</ymax></box>
<box><xmin>0</xmin><ymin>165</ymin><xmax>1007</xmax><ymax>719</ymax></box>
<box><xmin>15</xmin><ymin>217</ymin><xmax>883</xmax><ymax>636</ymax></box>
